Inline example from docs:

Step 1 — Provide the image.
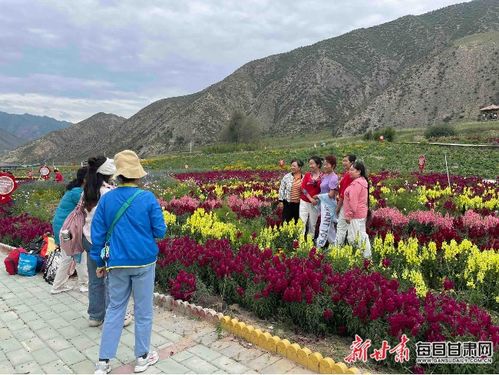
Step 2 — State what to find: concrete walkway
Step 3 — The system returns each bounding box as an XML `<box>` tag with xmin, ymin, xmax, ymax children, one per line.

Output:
<box><xmin>0</xmin><ymin>253</ymin><xmax>311</xmax><ymax>374</ymax></box>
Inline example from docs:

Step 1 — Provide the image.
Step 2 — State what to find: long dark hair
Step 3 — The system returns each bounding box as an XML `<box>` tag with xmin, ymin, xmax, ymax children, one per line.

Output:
<box><xmin>66</xmin><ymin>167</ymin><xmax>87</xmax><ymax>191</ymax></box>
<box><xmin>352</xmin><ymin>160</ymin><xmax>371</xmax><ymax>220</ymax></box>
<box><xmin>84</xmin><ymin>156</ymin><xmax>110</xmax><ymax>210</ymax></box>
<box><xmin>309</xmin><ymin>156</ymin><xmax>323</xmax><ymax>168</ymax></box>
<box><xmin>346</xmin><ymin>154</ymin><xmax>357</xmax><ymax>164</ymax></box>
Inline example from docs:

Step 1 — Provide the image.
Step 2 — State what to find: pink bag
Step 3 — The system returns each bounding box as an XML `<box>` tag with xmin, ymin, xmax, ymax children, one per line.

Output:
<box><xmin>59</xmin><ymin>197</ymin><xmax>86</xmax><ymax>256</ymax></box>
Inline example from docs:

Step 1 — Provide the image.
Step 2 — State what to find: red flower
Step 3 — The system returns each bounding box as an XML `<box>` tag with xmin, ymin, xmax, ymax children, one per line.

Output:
<box><xmin>382</xmin><ymin>258</ymin><xmax>392</xmax><ymax>268</ymax></box>
<box><xmin>363</xmin><ymin>259</ymin><xmax>371</xmax><ymax>270</ymax></box>
<box><xmin>323</xmin><ymin>309</ymin><xmax>333</xmax><ymax>320</ymax></box>
<box><xmin>443</xmin><ymin>277</ymin><xmax>455</xmax><ymax>291</ymax></box>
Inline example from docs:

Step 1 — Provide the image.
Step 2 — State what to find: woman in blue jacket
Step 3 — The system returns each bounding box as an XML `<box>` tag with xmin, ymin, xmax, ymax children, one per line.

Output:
<box><xmin>51</xmin><ymin>167</ymin><xmax>89</xmax><ymax>294</ymax></box>
<box><xmin>91</xmin><ymin>150</ymin><xmax>166</xmax><ymax>374</ymax></box>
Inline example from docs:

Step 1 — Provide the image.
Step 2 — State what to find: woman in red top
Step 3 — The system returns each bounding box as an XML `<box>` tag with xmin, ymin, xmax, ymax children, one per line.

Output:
<box><xmin>299</xmin><ymin>156</ymin><xmax>322</xmax><ymax>237</ymax></box>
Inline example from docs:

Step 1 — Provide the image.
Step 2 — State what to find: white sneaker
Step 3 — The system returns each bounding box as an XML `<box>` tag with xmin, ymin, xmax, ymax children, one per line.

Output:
<box><xmin>134</xmin><ymin>351</ymin><xmax>159</xmax><ymax>373</ymax></box>
<box><xmin>89</xmin><ymin>319</ymin><xmax>103</xmax><ymax>327</ymax></box>
<box><xmin>124</xmin><ymin>311</ymin><xmax>133</xmax><ymax>327</ymax></box>
<box><xmin>50</xmin><ymin>285</ymin><xmax>73</xmax><ymax>294</ymax></box>
<box><xmin>94</xmin><ymin>360</ymin><xmax>111</xmax><ymax>374</ymax></box>
<box><xmin>79</xmin><ymin>285</ymin><xmax>89</xmax><ymax>293</ymax></box>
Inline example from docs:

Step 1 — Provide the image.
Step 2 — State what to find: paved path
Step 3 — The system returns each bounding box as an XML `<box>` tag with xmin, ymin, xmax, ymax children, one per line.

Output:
<box><xmin>0</xmin><ymin>253</ymin><xmax>312</xmax><ymax>374</ymax></box>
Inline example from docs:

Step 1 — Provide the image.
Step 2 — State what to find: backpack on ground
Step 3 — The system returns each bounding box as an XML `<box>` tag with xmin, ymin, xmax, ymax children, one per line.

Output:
<box><xmin>59</xmin><ymin>196</ymin><xmax>86</xmax><ymax>256</ymax></box>
<box><xmin>17</xmin><ymin>252</ymin><xmax>38</xmax><ymax>277</ymax></box>
<box><xmin>26</xmin><ymin>236</ymin><xmax>44</xmax><ymax>255</ymax></box>
<box><xmin>4</xmin><ymin>248</ymin><xmax>26</xmax><ymax>275</ymax></box>
<box><xmin>43</xmin><ymin>248</ymin><xmax>63</xmax><ymax>284</ymax></box>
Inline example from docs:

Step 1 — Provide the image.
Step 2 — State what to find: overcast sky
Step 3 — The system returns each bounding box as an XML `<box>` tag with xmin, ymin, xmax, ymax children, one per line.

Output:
<box><xmin>0</xmin><ymin>0</ymin><xmax>469</xmax><ymax>123</ymax></box>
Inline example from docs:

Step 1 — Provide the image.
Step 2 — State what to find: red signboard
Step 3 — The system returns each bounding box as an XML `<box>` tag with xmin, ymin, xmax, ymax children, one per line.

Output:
<box><xmin>0</xmin><ymin>172</ymin><xmax>18</xmax><ymax>204</ymax></box>
<box><xmin>39</xmin><ymin>165</ymin><xmax>51</xmax><ymax>180</ymax></box>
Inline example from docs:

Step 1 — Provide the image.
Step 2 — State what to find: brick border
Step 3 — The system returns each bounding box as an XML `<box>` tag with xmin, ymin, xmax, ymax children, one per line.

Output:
<box><xmin>153</xmin><ymin>292</ymin><xmax>360</xmax><ymax>374</ymax></box>
<box><xmin>0</xmin><ymin>242</ymin><xmax>359</xmax><ymax>374</ymax></box>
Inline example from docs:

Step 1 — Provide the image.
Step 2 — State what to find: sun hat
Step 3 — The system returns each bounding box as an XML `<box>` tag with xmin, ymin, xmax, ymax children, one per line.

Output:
<box><xmin>96</xmin><ymin>158</ymin><xmax>116</xmax><ymax>176</ymax></box>
<box><xmin>114</xmin><ymin>150</ymin><xmax>147</xmax><ymax>179</ymax></box>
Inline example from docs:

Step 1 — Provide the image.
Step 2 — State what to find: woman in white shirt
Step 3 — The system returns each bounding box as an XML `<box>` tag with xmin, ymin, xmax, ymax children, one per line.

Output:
<box><xmin>82</xmin><ymin>156</ymin><xmax>129</xmax><ymax>327</ymax></box>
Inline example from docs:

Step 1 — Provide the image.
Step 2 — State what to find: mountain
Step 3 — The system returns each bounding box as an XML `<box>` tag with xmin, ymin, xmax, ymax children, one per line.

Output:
<box><xmin>5</xmin><ymin>0</ymin><xmax>499</xmax><ymax>162</ymax></box>
<box><xmin>0</xmin><ymin>129</ymin><xmax>24</xmax><ymax>152</ymax></box>
<box><xmin>2</xmin><ymin>113</ymin><xmax>126</xmax><ymax>163</ymax></box>
<box><xmin>0</xmin><ymin>111</ymin><xmax>71</xmax><ymax>143</ymax></box>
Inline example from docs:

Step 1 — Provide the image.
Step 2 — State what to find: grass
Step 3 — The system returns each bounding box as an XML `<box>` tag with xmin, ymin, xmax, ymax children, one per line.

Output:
<box><xmin>142</xmin><ymin>121</ymin><xmax>498</xmax><ymax>178</ymax></box>
<box><xmin>9</xmin><ymin>121</ymin><xmax>497</xmax><ymax>179</ymax></box>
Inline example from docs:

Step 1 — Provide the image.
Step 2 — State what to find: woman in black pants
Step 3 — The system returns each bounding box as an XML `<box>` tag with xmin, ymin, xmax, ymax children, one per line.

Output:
<box><xmin>278</xmin><ymin>159</ymin><xmax>304</xmax><ymax>223</ymax></box>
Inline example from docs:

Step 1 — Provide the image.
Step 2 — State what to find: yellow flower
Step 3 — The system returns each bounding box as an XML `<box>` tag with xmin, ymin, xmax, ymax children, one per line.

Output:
<box><xmin>380</xmin><ymin>186</ymin><xmax>391</xmax><ymax>194</ymax></box>
<box><xmin>162</xmin><ymin>210</ymin><xmax>177</xmax><ymax>226</ymax></box>
<box><xmin>328</xmin><ymin>245</ymin><xmax>362</xmax><ymax>268</ymax></box>
<box><xmin>402</xmin><ymin>269</ymin><xmax>428</xmax><ymax>297</ymax></box>
<box><xmin>182</xmin><ymin>208</ymin><xmax>237</xmax><ymax>243</ymax></box>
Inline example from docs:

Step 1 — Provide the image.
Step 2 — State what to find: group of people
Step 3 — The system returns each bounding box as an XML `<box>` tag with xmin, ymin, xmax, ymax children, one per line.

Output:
<box><xmin>278</xmin><ymin>154</ymin><xmax>371</xmax><ymax>257</ymax></box>
<box><xmin>50</xmin><ymin>150</ymin><xmax>166</xmax><ymax>374</ymax></box>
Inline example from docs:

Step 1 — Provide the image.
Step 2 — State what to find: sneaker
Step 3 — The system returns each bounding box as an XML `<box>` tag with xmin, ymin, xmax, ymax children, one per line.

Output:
<box><xmin>124</xmin><ymin>311</ymin><xmax>133</xmax><ymax>327</ymax></box>
<box><xmin>50</xmin><ymin>285</ymin><xmax>73</xmax><ymax>294</ymax></box>
<box><xmin>89</xmin><ymin>319</ymin><xmax>104</xmax><ymax>327</ymax></box>
<box><xmin>134</xmin><ymin>351</ymin><xmax>159</xmax><ymax>373</ymax></box>
<box><xmin>94</xmin><ymin>360</ymin><xmax>111</xmax><ymax>374</ymax></box>
<box><xmin>79</xmin><ymin>285</ymin><xmax>89</xmax><ymax>293</ymax></box>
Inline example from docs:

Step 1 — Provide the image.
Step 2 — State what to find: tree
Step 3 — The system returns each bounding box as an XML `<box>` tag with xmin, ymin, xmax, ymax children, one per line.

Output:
<box><xmin>221</xmin><ymin>111</ymin><xmax>261</xmax><ymax>143</ymax></box>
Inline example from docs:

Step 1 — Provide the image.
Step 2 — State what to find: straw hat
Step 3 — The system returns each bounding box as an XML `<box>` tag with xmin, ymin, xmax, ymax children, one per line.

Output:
<box><xmin>114</xmin><ymin>150</ymin><xmax>147</xmax><ymax>179</ymax></box>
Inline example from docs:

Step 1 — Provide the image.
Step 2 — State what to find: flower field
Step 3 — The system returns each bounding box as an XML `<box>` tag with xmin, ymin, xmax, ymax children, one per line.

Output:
<box><xmin>2</xmin><ymin>168</ymin><xmax>498</xmax><ymax>373</ymax></box>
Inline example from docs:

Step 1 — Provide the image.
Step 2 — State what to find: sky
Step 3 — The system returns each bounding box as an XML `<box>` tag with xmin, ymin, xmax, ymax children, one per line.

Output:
<box><xmin>0</xmin><ymin>0</ymin><xmax>469</xmax><ymax>123</ymax></box>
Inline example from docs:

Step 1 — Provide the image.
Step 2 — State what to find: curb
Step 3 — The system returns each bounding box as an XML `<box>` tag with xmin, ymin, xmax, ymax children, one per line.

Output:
<box><xmin>0</xmin><ymin>242</ymin><xmax>16</xmax><ymax>255</ymax></box>
<box><xmin>153</xmin><ymin>292</ymin><xmax>360</xmax><ymax>374</ymax></box>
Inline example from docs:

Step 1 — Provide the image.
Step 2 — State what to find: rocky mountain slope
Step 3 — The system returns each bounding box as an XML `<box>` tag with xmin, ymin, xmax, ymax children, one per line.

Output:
<box><xmin>2</xmin><ymin>113</ymin><xmax>126</xmax><ymax>163</ymax></box>
<box><xmin>0</xmin><ymin>129</ymin><xmax>24</xmax><ymax>153</ymax></box>
<box><xmin>0</xmin><ymin>111</ymin><xmax>71</xmax><ymax>145</ymax></box>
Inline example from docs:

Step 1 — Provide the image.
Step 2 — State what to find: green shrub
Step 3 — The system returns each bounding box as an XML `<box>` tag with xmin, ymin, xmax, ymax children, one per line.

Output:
<box><xmin>424</xmin><ymin>125</ymin><xmax>456</xmax><ymax>139</ymax></box>
<box><xmin>375</xmin><ymin>127</ymin><xmax>396</xmax><ymax>142</ymax></box>
<box><xmin>365</xmin><ymin>127</ymin><xmax>396</xmax><ymax>142</ymax></box>
<box><xmin>221</xmin><ymin>111</ymin><xmax>262</xmax><ymax>144</ymax></box>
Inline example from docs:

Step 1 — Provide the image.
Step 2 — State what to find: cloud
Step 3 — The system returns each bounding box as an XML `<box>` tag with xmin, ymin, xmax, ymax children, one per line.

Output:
<box><xmin>0</xmin><ymin>91</ymin><xmax>186</xmax><ymax>122</ymax></box>
<box><xmin>0</xmin><ymin>0</ymin><xmax>469</xmax><ymax>122</ymax></box>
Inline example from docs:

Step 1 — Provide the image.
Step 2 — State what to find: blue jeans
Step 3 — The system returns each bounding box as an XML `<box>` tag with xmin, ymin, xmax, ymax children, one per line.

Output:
<box><xmin>99</xmin><ymin>264</ymin><xmax>155</xmax><ymax>359</ymax></box>
<box><xmin>83</xmin><ymin>236</ymin><xmax>108</xmax><ymax>321</ymax></box>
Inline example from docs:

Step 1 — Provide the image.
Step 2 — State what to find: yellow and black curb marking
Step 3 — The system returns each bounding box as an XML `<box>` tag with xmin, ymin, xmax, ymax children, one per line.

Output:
<box><xmin>153</xmin><ymin>292</ymin><xmax>361</xmax><ymax>374</ymax></box>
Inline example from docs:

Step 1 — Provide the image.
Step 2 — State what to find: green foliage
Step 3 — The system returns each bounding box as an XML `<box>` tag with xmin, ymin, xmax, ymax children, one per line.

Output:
<box><xmin>11</xmin><ymin>181</ymin><xmax>65</xmax><ymax>222</ymax></box>
<box><xmin>424</xmin><ymin>125</ymin><xmax>457</xmax><ymax>139</ymax></box>
<box><xmin>384</xmin><ymin>189</ymin><xmax>423</xmax><ymax>212</ymax></box>
<box><xmin>364</xmin><ymin>127</ymin><xmax>396</xmax><ymax>142</ymax></box>
<box><xmin>221</xmin><ymin>111</ymin><xmax>262</xmax><ymax>144</ymax></box>
<box><xmin>144</xmin><ymin>140</ymin><xmax>498</xmax><ymax>178</ymax></box>
<box><xmin>201</xmin><ymin>142</ymin><xmax>261</xmax><ymax>154</ymax></box>
<box><xmin>363</xmin><ymin>130</ymin><xmax>373</xmax><ymax>141</ymax></box>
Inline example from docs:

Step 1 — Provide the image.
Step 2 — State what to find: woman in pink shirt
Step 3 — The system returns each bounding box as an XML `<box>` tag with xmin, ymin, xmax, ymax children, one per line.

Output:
<box><xmin>343</xmin><ymin>160</ymin><xmax>371</xmax><ymax>257</ymax></box>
